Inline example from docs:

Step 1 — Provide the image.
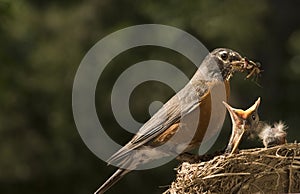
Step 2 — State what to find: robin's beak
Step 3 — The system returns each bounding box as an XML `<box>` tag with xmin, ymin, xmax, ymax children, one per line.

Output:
<box><xmin>229</xmin><ymin>57</ymin><xmax>248</xmax><ymax>72</ymax></box>
<box><xmin>228</xmin><ymin>51</ymin><xmax>244</xmax><ymax>68</ymax></box>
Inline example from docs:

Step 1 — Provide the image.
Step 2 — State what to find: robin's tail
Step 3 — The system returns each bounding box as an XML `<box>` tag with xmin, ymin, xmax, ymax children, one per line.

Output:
<box><xmin>94</xmin><ymin>169</ymin><xmax>130</xmax><ymax>194</ymax></box>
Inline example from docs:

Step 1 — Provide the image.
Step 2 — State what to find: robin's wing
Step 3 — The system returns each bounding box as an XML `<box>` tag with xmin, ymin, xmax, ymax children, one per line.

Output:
<box><xmin>107</xmin><ymin>82</ymin><xmax>209</xmax><ymax>165</ymax></box>
<box><xmin>132</xmin><ymin>83</ymin><xmax>208</xmax><ymax>145</ymax></box>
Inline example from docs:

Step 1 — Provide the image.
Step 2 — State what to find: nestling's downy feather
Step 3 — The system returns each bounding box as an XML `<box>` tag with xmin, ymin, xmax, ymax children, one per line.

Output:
<box><xmin>258</xmin><ymin>121</ymin><xmax>287</xmax><ymax>147</ymax></box>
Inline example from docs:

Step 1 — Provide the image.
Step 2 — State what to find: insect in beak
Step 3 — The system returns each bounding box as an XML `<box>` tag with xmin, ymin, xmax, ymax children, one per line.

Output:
<box><xmin>244</xmin><ymin>58</ymin><xmax>262</xmax><ymax>79</ymax></box>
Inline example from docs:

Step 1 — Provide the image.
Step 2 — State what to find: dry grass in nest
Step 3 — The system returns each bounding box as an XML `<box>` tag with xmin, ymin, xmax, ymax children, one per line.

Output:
<box><xmin>164</xmin><ymin>143</ymin><xmax>300</xmax><ymax>193</ymax></box>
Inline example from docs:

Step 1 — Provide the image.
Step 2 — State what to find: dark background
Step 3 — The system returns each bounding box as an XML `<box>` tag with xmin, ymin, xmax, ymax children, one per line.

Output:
<box><xmin>1</xmin><ymin>0</ymin><xmax>300</xmax><ymax>193</ymax></box>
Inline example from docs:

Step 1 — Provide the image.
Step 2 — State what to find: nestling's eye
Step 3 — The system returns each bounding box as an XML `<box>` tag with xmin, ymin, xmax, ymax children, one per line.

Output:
<box><xmin>220</xmin><ymin>51</ymin><xmax>228</xmax><ymax>60</ymax></box>
<box><xmin>251</xmin><ymin>114</ymin><xmax>256</xmax><ymax>120</ymax></box>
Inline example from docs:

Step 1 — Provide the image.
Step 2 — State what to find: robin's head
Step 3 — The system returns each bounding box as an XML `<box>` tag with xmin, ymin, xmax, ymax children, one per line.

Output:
<box><xmin>211</xmin><ymin>48</ymin><xmax>261</xmax><ymax>81</ymax></box>
<box><xmin>223</xmin><ymin>97</ymin><xmax>261</xmax><ymax>132</ymax></box>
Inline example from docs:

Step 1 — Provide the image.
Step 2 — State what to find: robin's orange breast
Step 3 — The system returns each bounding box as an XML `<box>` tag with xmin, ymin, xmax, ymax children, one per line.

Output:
<box><xmin>150</xmin><ymin>80</ymin><xmax>230</xmax><ymax>151</ymax></box>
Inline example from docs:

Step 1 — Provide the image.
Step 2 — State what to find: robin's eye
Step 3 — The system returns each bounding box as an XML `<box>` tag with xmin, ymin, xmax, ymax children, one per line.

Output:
<box><xmin>251</xmin><ymin>114</ymin><xmax>256</xmax><ymax>120</ymax></box>
<box><xmin>220</xmin><ymin>52</ymin><xmax>228</xmax><ymax>60</ymax></box>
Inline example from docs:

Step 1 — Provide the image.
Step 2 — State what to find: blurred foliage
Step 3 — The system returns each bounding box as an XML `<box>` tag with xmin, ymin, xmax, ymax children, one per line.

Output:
<box><xmin>1</xmin><ymin>0</ymin><xmax>300</xmax><ymax>193</ymax></box>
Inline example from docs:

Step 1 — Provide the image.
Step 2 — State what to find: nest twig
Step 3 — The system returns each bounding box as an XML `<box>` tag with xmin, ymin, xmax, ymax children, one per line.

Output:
<box><xmin>164</xmin><ymin>143</ymin><xmax>300</xmax><ymax>193</ymax></box>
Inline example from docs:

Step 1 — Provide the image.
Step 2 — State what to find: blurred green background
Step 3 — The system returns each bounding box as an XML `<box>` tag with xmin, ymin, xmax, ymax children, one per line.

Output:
<box><xmin>1</xmin><ymin>0</ymin><xmax>300</xmax><ymax>193</ymax></box>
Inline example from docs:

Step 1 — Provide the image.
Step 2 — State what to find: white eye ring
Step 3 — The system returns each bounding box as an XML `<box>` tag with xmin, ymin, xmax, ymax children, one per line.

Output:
<box><xmin>219</xmin><ymin>51</ymin><xmax>228</xmax><ymax>60</ymax></box>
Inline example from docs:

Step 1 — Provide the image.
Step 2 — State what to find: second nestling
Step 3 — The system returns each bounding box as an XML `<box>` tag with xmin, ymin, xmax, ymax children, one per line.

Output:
<box><xmin>258</xmin><ymin>121</ymin><xmax>287</xmax><ymax>148</ymax></box>
<box><xmin>224</xmin><ymin>97</ymin><xmax>288</xmax><ymax>154</ymax></box>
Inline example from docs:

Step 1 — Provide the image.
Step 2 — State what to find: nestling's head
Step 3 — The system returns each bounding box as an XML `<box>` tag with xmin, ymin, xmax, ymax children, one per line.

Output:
<box><xmin>223</xmin><ymin>97</ymin><xmax>261</xmax><ymax>132</ymax></box>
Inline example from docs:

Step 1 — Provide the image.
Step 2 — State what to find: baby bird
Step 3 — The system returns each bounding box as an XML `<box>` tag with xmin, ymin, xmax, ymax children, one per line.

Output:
<box><xmin>258</xmin><ymin>121</ymin><xmax>287</xmax><ymax>148</ymax></box>
<box><xmin>223</xmin><ymin>98</ymin><xmax>261</xmax><ymax>154</ymax></box>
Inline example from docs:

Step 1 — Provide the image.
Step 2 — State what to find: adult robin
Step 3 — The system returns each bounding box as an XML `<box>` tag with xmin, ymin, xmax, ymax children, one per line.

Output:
<box><xmin>223</xmin><ymin>97</ymin><xmax>261</xmax><ymax>154</ymax></box>
<box><xmin>95</xmin><ymin>48</ymin><xmax>261</xmax><ymax>194</ymax></box>
<box><xmin>258</xmin><ymin>121</ymin><xmax>287</xmax><ymax>148</ymax></box>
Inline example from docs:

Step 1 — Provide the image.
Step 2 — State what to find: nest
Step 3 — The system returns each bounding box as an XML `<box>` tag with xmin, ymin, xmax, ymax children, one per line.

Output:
<box><xmin>164</xmin><ymin>143</ymin><xmax>300</xmax><ymax>193</ymax></box>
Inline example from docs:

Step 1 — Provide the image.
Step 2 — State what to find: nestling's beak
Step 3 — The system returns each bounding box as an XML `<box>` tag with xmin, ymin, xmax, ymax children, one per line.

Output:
<box><xmin>223</xmin><ymin>101</ymin><xmax>246</xmax><ymax>154</ymax></box>
<box><xmin>223</xmin><ymin>97</ymin><xmax>261</xmax><ymax>155</ymax></box>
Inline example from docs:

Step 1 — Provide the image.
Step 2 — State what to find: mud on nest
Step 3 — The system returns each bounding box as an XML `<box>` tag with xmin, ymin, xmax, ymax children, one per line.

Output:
<box><xmin>164</xmin><ymin>143</ymin><xmax>300</xmax><ymax>194</ymax></box>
